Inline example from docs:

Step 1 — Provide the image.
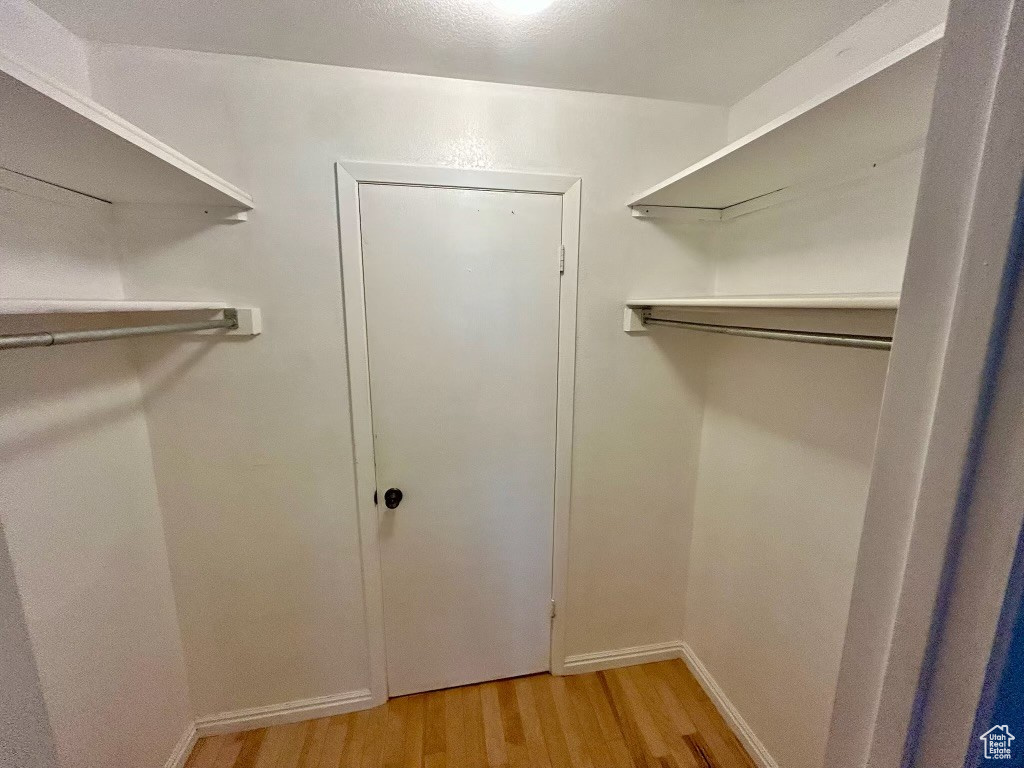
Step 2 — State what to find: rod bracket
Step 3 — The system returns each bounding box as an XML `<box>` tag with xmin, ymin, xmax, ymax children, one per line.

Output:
<box><xmin>224</xmin><ymin>307</ymin><xmax>262</xmax><ymax>336</ymax></box>
<box><xmin>623</xmin><ymin>306</ymin><xmax>649</xmax><ymax>333</ymax></box>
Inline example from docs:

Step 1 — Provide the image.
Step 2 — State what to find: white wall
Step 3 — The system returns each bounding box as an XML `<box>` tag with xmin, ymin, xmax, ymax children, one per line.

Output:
<box><xmin>682</xmin><ymin>184</ymin><xmax>913</xmax><ymax>768</ymax></box>
<box><xmin>713</xmin><ymin>151</ymin><xmax>922</xmax><ymax>296</ymax></box>
<box><xmin>677</xmin><ymin>6</ymin><xmax>945</xmax><ymax>766</ymax></box>
<box><xmin>0</xmin><ymin>0</ymin><xmax>91</xmax><ymax>94</ymax></box>
<box><xmin>726</xmin><ymin>0</ymin><xmax>948</xmax><ymax>141</ymax></box>
<box><xmin>680</xmin><ymin>161</ymin><xmax>918</xmax><ymax>768</ymax></box>
<box><xmin>0</xmin><ymin>524</ymin><xmax>58</xmax><ymax>768</ymax></box>
<box><xmin>0</xmin><ymin>183</ymin><xmax>192</xmax><ymax>768</ymax></box>
<box><xmin>683</xmin><ymin>336</ymin><xmax>889</xmax><ymax>768</ymax></box>
<box><xmin>87</xmin><ymin>44</ymin><xmax>726</xmax><ymax>717</ymax></box>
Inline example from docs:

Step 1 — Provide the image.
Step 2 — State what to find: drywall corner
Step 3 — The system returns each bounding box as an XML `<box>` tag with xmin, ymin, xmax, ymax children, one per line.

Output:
<box><xmin>726</xmin><ymin>0</ymin><xmax>949</xmax><ymax>140</ymax></box>
<box><xmin>0</xmin><ymin>525</ymin><xmax>59</xmax><ymax>768</ymax></box>
<box><xmin>0</xmin><ymin>0</ymin><xmax>92</xmax><ymax>95</ymax></box>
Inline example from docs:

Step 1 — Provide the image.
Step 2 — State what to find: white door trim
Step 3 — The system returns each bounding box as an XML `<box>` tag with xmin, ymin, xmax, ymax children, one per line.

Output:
<box><xmin>335</xmin><ymin>161</ymin><xmax>581</xmax><ymax>705</ymax></box>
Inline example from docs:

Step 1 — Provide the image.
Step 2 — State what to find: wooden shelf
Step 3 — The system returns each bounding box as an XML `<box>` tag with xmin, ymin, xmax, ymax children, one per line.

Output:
<box><xmin>0</xmin><ymin>299</ymin><xmax>231</xmax><ymax>315</ymax></box>
<box><xmin>0</xmin><ymin>51</ymin><xmax>253</xmax><ymax>209</ymax></box>
<box><xmin>628</xmin><ymin>28</ymin><xmax>942</xmax><ymax>213</ymax></box>
<box><xmin>626</xmin><ymin>293</ymin><xmax>900</xmax><ymax>310</ymax></box>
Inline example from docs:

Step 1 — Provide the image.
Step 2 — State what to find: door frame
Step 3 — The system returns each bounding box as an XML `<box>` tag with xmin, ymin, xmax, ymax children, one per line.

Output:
<box><xmin>335</xmin><ymin>161</ymin><xmax>581</xmax><ymax>706</ymax></box>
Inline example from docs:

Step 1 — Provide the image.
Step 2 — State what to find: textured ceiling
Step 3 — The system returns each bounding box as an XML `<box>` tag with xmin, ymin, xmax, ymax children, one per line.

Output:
<box><xmin>33</xmin><ymin>0</ymin><xmax>890</xmax><ymax>103</ymax></box>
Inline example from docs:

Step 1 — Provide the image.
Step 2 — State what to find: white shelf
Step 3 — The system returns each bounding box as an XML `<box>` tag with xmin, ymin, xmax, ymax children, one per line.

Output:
<box><xmin>628</xmin><ymin>27</ymin><xmax>942</xmax><ymax>212</ymax></box>
<box><xmin>623</xmin><ymin>294</ymin><xmax>899</xmax><ymax>335</ymax></box>
<box><xmin>0</xmin><ymin>51</ymin><xmax>253</xmax><ymax>209</ymax></box>
<box><xmin>626</xmin><ymin>293</ymin><xmax>900</xmax><ymax>310</ymax></box>
<box><xmin>0</xmin><ymin>299</ymin><xmax>231</xmax><ymax>315</ymax></box>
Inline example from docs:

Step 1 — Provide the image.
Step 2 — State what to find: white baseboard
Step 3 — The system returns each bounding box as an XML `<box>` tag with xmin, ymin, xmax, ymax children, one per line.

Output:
<box><xmin>680</xmin><ymin>643</ymin><xmax>779</xmax><ymax>768</ymax></box>
<box><xmin>164</xmin><ymin>722</ymin><xmax>198</xmax><ymax>768</ymax></box>
<box><xmin>563</xmin><ymin>640</ymin><xmax>685</xmax><ymax>674</ymax></box>
<box><xmin>194</xmin><ymin>688</ymin><xmax>374</xmax><ymax>736</ymax></box>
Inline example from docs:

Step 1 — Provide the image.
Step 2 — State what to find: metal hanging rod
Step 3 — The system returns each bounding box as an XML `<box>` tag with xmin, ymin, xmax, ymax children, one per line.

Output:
<box><xmin>0</xmin><ymin>309</ymin><xmax>240</xmax><ymax>351</ymax></box>
<box><xmin>643</xmin><ymin>314</ymin><xmax>893</xmax><ymax>350</ymax></box>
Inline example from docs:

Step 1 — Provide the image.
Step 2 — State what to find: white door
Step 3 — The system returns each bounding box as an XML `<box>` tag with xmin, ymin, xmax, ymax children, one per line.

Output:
<box><xmin>358</xmin><ymin>182</ymin><xmax>563</xmax><ymax>697</ymax></box>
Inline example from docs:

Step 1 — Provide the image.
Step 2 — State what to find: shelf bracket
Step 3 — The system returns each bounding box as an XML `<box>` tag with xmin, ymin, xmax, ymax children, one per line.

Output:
<box><xmin>226</xmin><ymin>307</ymin><xmax>262</xmax><ymax>335</ymax></box>
<box><xmin>623</xmin><ymin>306</ymin><xmax>649</xmax><ymax>333</ymax></box>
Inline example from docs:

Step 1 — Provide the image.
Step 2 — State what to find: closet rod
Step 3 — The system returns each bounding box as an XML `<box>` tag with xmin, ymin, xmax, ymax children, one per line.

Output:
<box><xmin>643</xmin><ymin>315</ymin><xmax>892</xmax><ymax>350</ymax></box>
<box><xmin>0</xmin><ymin>310</ymin><xmax>239</xmax><ymax>351</ymax></box>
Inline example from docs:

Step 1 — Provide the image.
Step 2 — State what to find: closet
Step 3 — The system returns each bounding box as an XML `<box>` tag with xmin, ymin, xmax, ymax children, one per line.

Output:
<box><xmin>3</xmin><ymin>0</ymin><xmax>1014</xmax><ymax>767</ymax></box>
<box><xmin>0</xmin><ymin>34</ymin><xmax>260</xmax><ymax>768</ymax></box>
<box><xmin>612</xmin><ymin>23</ymin><xmax>944</xmax><ymax>768</ymax></box>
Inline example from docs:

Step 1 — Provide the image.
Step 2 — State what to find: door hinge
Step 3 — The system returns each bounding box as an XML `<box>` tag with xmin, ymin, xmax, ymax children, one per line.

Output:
<box><xmin>550</xmin><ymin>599</ymin><xmax>557</xmax><ymax>619</ymax></box>
<box><xmin>558</xmin><ymin>245</ymin><xmax>565</xmax><ymax>274</ymax></box>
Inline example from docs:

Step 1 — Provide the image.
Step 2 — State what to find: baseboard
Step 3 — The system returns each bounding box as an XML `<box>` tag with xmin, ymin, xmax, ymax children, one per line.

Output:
<box><xmin>680</xmin><ymin>643</ymin><xmax>779</xmax><ymax>768</ymax></box>
<box><xmin>194</xmin><ymin>688</ymin><xmax>374</xmax><ymax>736</ymax></box>
<box><xmin>563</xmin><ymin>640</ymin><xmax>685</xmax><ymax>674</ymax></box>
<box><xmin>164</xmin><ymin>722</ymin><xmax>198</xmax><ymax>768</ymax></box>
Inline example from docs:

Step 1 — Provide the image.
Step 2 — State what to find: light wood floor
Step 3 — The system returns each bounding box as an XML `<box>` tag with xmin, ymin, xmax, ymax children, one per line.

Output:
<box><xmin>184</xmin><ymin>660</ymin><xmax>756</xmax><ymax>768</ymax></box>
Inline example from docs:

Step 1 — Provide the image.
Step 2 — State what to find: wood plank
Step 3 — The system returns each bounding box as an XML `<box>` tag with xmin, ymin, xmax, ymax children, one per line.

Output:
<box><xmin>564</xmin><ymin>675</ymin><xmax>617</xmax><ymax>768</ymax></box>
<box><xmin>274</xmin><ymin>722</ymin><xmax>312</xmax><ymax>768</ymax></box>
<box><xmin>529</xmin><ymin>676</ymin><xmax>573</xmax><ymax>768</ymax></box>
<box><xmin>548</xmin><ymin>676</ymin><xmax>593</xmax><ymax>768</ymax></box>
<box><xmin>480</xmin><ymin>683</ymin><xmax>509</xmax><ymax>768</ymax></box>
<box><xmin>497</xmin><ymin>680</ymin><xmax>530</xmax><ymax>768</ymax></box>
<box><xmin>232</xmin><ymin>728</ymin><xmax>269</xmax><ymax>768</ymax></box>
<box><xmin>681</xmin><ymin>733</ymin><xmax>715</xmax><ymax>768</ymax></box>
<box><xmin>382</xmin><ymin>697</ymin><xmax>409</xmax><ymax>768</ymax></box>
<box><xmin>609</xmin><ymin>667</ymin><xmax>669</xmax><ymax>758</ymax></box>
<box><xmin>296</xmin><ymin>718</ymin><xmax>331</xmax><ymax>767</ymax></box>
<box><xmin>648</xmin><ymin>662</ymin><xmax>756</xmax><ymax>768</ymax></box>
<box><xmin>646</xmin><ymin>667</ymin><xmax>697</xmax><ymax>737</ymax></box>
<box><xmin>251</xmin><ymin>723</ymin><xmax>294</xmax><ymax>768</ymax></box>
<box><xmin>423</xmin><ymin>690</ymin><xmax>447</xmax><ymax>761</ymax></box>
<box><xmin>606</xmin><ymin>740</ymin><xmax>637</xmax><ymax>768</ymax></box>
<box><xmin>360</xmin><ymin>707</ymin><xmax>392</xmax><ymax>768</ymax></box>
<box><xmin>316</xmin><ymin>716</ymin><xmax>350</xmax><ymax>768</ymax></box>
<box><xmin>212</xmin><ymin>733</ymin><xmax>245</xmax><ymax>768</ymax></box>
<box><xmin>577</xmin><ymin>674</ymin><xmax>621</xmax><ymax>745</ymax></box>
<box><xmin>514</xmin><ymin>677</ymin><xmax>553</xmax><ymax>768</ymax></box>
<box><xmin>402</xmin><ymin>695</ymin><xmax>425</xmax><ymax>768</ymax></box>
<box><xmin>184</xmin><ymin>736</ymin><xmax>225</xmax><ymax>768</ymax></box>
<box><xmin>599</xmin><ymin>671</ymin><xmax>658</xmax><ymax>768</ymax></box>
<box><xmin>443</xmin><ymin>686</ymin><xmax>467</xmax><ymax>768</ymax></box>
<box><xmin>497</xmin><ymin>680</ymin><xmax>525</xmax><ymax>748</ymax></box>
<box><xmin>177</xmin><ymin>665</ymin><xmax>758</xmax><ymax>768</ymax></box>
<box><xmin>464</xmin><ymin>683</ymin><xmax>489</xmax><ymax>768</ymax></box>
<box><xmin>621</xmin><ymin>666</ymin><xmax>701</xmax><ymax>768</ymax></box>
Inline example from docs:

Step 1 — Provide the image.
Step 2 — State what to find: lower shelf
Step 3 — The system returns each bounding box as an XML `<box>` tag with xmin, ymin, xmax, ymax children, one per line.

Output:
<box><xmin>624</xmin><ymin>293</ymin><xmax>898</xmax><ymax>348</ymax></box>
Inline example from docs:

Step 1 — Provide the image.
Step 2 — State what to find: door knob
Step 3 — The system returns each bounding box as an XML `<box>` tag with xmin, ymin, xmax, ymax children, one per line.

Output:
<box><xmin>384</xmin><ymin>488</ymin><xmax>404</xmax><ymax>509</ymax></box>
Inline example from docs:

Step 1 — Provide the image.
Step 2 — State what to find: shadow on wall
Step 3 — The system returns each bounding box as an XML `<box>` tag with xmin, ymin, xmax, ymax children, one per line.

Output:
<box><xmin>0</xmin><ymin>520</ymin><xmax>59</xmax><ymax>768</ymax></box>
<box><xmin>681</xmin><ymin>333</ymin><xmax>890</xmax><ymax>464</ymax></box>
<box><xmin>0</xmin><ymin>334</ymin><xmax>218</xmax><ymax>459</ymax></box>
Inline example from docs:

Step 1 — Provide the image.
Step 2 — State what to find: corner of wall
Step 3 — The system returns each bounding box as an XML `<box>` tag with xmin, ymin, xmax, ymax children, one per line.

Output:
<box><xmin>0</xmin><ymin>0</ymin><xmax>92</xmax><ymax>95</ymax></box>
<box><xmin>725</xmin><ymin>0</ymin><xmax>949</xmax><ymax>141</ymax></box>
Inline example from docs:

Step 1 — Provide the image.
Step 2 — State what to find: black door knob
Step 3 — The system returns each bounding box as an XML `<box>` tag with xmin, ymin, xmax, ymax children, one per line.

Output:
<box><xmin>384</xmin><ymin>488</ymin><xmax>403</xmax><ymax>509</ymax></box>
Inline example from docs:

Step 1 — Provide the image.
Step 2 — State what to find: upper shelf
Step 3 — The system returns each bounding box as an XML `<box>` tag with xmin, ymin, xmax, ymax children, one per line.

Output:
<box><xmin>628</xmin><ymin>27</ymin><xmax>943</xmax><ymax>211</ymax></box>
<box><xmin>626</xmin><ymin>293</ymin><xmax>900</xmax><ymax>310</ymax></box>
<box><xmin>0</xmin><ymin>51</ymin><xmax>253</xmax><ymax>209</ymax></box>
<box><xmin>0</xmin><ymin>299</ymin><xmax>231</xmax><ymax>315</ymax></box>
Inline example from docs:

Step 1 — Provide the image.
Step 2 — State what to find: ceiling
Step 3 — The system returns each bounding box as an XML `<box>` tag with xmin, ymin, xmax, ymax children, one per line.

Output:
<box><xmin>34</xmin><ymin>0</ymin><xmax>890</xmax><ymax>103</ymax></box>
